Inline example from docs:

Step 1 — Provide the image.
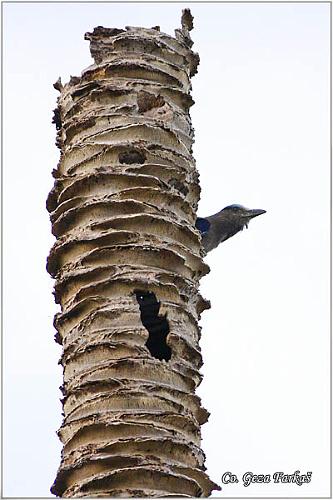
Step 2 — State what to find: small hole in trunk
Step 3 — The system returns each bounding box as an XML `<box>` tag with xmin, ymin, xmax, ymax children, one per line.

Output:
<box><xmin>119</xmin><ymin>149</ymin><xmax>146</xmax><ymax>164</ymax></box>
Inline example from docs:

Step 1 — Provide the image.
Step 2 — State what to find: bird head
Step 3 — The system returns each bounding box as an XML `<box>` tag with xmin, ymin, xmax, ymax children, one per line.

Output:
<box><xmin>195</xmin><ymin>203</ymin><xmax>266</xmax><ymax>252</ymax></box>
<box><xmin>221</xmin><ymin>204</ymin><xmax>266</xmax><ymax>229</ymax></box>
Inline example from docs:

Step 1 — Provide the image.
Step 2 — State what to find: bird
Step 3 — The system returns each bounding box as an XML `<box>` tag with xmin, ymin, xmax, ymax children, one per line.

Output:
<box><xmin>195</xmin><ymin>204</ymin><xmax>266</xmax><ymax>253</ymax></box>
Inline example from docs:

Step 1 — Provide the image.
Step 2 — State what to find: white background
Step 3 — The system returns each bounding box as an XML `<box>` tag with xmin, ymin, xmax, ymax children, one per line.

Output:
<box><xmin>3</xmin><ymin>2</ymin><xmax>330</xmax><ymax>497</ymax></box>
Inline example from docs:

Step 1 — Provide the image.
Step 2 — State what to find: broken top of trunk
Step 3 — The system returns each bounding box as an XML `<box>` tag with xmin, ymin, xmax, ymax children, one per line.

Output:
<box><xmin>83</xmin><ymin>9</ymin><xmax>199</xmax><ymax>75</ymax></box>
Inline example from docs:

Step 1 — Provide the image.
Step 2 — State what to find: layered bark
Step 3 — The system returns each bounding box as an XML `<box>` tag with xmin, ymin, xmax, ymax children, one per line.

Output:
<box><xmin>48</xmin><ymin>11</ymin><xmax>219</xmax><ymax>497</ymax></box>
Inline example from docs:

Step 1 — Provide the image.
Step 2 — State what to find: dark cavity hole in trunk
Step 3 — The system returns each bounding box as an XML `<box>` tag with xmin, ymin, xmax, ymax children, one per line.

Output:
<box><xmin>135</xmin><ymin>290</ymin><xmax>171</xmax><ymax>361</ymax></box>
<box><xmin>119</xmin><ymin>149</ymin><xmax>146</xmax><ymax>165</ymax></box>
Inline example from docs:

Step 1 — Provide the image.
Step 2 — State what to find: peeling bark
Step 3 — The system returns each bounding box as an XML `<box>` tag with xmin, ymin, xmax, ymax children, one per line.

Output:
<box><xmin>48</xmin><ymin>11</ymin><xmax>219</xmax><ymax>498</ymax></box>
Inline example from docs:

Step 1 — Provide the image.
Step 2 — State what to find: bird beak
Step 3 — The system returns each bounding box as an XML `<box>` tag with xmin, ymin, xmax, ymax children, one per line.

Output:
<box><xmin>246</xmin><ymin>208</ymin><xmax>266</xmax><ymax>219</ymax></box>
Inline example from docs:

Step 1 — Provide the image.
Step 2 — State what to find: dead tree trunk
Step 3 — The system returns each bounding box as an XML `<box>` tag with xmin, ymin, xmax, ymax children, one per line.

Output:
<box><xmin>47</xmin><ymin>11</ymin><xmax>220</xmax><ymax>498</ymax></box>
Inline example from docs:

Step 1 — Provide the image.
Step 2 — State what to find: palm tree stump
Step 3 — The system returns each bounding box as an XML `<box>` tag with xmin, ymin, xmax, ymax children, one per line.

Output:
<box><xmin>47</xmin><ymin>10</ymin><xmax>220</xmax><ymax>497</ymax></box>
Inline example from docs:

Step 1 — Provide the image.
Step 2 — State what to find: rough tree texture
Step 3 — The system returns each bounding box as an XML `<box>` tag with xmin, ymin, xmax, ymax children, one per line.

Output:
<box><xmin>47</xmin><ymin>11</ymin><xmax>220</xmax><ymax>498</ymax></box>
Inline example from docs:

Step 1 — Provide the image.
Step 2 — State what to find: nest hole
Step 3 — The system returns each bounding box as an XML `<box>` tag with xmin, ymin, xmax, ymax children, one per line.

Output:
<box><xmin>135</xmin><ymin>290</ymin><xmax>171</xmax><ymax>361</ymax></box>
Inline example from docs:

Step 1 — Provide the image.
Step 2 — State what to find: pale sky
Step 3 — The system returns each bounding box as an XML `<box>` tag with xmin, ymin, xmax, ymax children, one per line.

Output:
<box><xmin>3</xmin><ymin>2</ymin><xmax>331</xmax><ymax>497</ymax></box>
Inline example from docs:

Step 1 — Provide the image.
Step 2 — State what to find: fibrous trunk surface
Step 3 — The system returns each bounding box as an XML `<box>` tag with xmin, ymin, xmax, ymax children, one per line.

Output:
<box><xmin>47</xmin><ymin>11</ymin><xmax>220</xmax><ymax>498</ymax></box>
